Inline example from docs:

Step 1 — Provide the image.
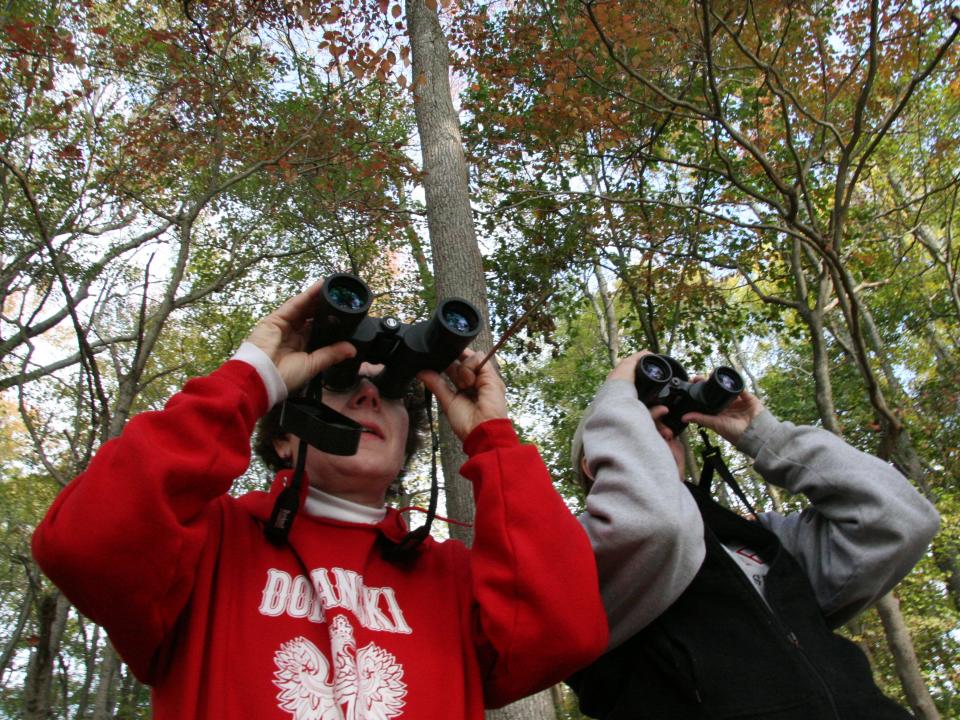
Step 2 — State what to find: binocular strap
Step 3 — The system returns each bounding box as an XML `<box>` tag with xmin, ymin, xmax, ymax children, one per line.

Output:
<box><xmin>264</xmin><ymin>442</ymin><xmax>309</xmax><ymax>546</ymax></box>
<box><xmin>698</xmin><ymin>429</ymin><xmax>758</xmax><ymax>518</ymax></box>
<box><xmin>382</xmin><ymin>388</ymin><xmax>439</xmax><ymax>561</ymax></box>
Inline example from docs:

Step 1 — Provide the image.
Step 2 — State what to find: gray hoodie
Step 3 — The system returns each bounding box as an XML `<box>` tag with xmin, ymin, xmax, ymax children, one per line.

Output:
<box><xmin>576</xmin><ymin>379</ymin><xmax>940</xmax><ymax>650</ymax></box>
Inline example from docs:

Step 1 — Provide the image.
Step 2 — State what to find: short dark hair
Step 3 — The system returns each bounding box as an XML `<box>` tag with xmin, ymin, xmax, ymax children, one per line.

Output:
<box><xmin>254</xmin><ymin>382</ymin><xmax>429</xmax><ymax>473</ymax></box>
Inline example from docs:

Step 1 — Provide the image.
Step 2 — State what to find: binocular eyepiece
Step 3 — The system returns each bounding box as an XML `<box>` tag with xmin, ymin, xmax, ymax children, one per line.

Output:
<box><xmin>308</xmin><ymin>273</ymin><xmax>481</xmax><ymax>399</ymax></box>
<box><xmin>634</xmin><ymin>354</ymin><xmax>744</xmax><ymax>435</ymax></box>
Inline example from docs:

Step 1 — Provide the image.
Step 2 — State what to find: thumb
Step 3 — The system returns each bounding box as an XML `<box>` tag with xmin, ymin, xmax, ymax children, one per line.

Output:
<box><xmin>304</xmin><ymin>341</ymin><xmax>356</xmax><ymax>377</ymax></box>
<box><xmin>683</xmin><ymin>412</ymin><xmax>728</xmax><ymax>434</ymax></box>
<box><xmin>681</xmin><ymin>411</ymin><xmax>708</xmax><ymax>427</ymax></box>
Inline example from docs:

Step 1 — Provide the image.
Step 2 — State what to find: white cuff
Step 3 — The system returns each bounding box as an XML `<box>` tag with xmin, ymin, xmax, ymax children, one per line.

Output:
<box><xmin>232</xmin><ymin>342</ymin><xmax>288</xmax><ymax>408</ymax></box>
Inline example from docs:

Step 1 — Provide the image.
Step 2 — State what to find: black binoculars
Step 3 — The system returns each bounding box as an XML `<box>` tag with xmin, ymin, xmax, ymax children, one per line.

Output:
<box><xmin>306</xmin><ymin>273</ymin><xmax>481</xmax><ymax>398</ymax></box>
<box><xmin>281</xmin><ymin>273</ymin><xmax>481</xmax><ymax>456</ymax></box>
<box><xmin>634</xmin><ymin>355</ymin><xmax>745</xmax><ymax>435</ymax></box>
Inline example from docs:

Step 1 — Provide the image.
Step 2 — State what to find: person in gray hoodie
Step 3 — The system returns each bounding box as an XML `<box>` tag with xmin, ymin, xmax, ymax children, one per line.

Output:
<box><xmin>567</xmin><ymin>351</ymin><xmax>940</xmax><ymax>720</ymax></box>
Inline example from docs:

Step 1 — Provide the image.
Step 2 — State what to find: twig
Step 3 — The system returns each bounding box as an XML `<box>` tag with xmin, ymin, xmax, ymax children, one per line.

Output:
<box><xmin>475</xmin><ymin>288</ymin><xmax>554</xmax><ymax>371</ymax></box>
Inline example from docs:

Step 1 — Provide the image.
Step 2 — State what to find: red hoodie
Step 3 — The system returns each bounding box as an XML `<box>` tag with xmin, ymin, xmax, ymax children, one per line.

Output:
<box><xmin>33</xmin><ymin>360</ymin><xmax>607</xmax><ymax>719</ymax></box>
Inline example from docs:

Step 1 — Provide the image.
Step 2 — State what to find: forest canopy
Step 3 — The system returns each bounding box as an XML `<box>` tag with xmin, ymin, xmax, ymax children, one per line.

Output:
<box><xmin>1</xmin><ymin>0</ymin><xmax>958</xmax><ymax>718</ymax></box>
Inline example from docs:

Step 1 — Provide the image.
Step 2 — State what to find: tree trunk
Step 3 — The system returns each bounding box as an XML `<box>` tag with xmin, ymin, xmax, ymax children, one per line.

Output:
<box><xmin>115</xmin><ymin>664</ymin><xmax>143</xmax><ymax>720</ymax></box>
<box><xmin>73</xmin><ymin>622</ymin><xmax>101</xmax><ymax>720</ymax></box>
<box><xmin>875</xmin><ymin>593</ymin><xmax>940</xmax><ymax>720</ymax></box>
<box><xmin>91</xmin><ymin>642</ymin><xmax>121</xmax><ymax>720</ymax></box>
<box><xmin>0</xmin><ymin>575</ymin><xmax>35</xmax><ymax>681</ymax></box>
<box><xmin>855</xmin><ymin>303</ymin><xmax>959</xmax><ymax>609</ymax></box>
<box><xmin>611</xmin><ymin>246</ymin><xmax>659</xmax><ymax>352</ymax></box>
<box><xmin>405</xmin><ymin>1</ymin><xmax>557</xmax><ymax>716</ymax></box>
<box><xmin>833</xmin><ymin>282</ymin><xmax>960</xmax><ymax>689</ymax></box>
<box><xmin>930</xmin><ymin>547</ymin><xmax>960</xmax><ymax>613</ymax></box>
<box><xmin>23</xmin><ymin>590</ymin><xmax>70</xmax><ymax>720</ymax></box>
<box><xmin>593</xmin><ymin>262</ymin><xmax>619</xmax><ymax>366</ymax></box>
<box><xmin>788</xmin><ymin>241</ymin><xmax>841</xmax><ymax>433</ymax></box>
<box><xmin>406</xmin><ymin>0</ymin><xmax>491</xmax><ymax>544</ymax></box>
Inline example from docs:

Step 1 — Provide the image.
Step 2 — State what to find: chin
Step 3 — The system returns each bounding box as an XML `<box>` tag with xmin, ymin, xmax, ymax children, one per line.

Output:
<box><xmin>346</xmin><ymin>457</ymin><xmax>402</xmax><ymax>486</ymax></box>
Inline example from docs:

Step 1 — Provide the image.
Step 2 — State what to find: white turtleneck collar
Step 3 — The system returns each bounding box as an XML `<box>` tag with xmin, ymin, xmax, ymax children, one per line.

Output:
<box><xmin>302</xmin><ymin>486</ymin><xmax>387</xmax><ymax>525</ymax></box>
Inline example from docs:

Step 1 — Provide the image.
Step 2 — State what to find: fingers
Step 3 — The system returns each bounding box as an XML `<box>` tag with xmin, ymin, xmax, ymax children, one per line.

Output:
<box><xmin>416</xmin><ymin>347</ymin><xmax>508</xmax><ymax>439</ymax></box>
<box><xmin>681</xmin><ymin>411</ymin><xmax>710</xmax><ymax>429</ymax></box>
<box><xmin>447</xmin><ymin>350</ymin><xmax>479</xmax><ymax>392</ymax></box>
<box><xmin>608</xmin><ymin>351</ymin><xmax>651</xmax><ymax>382</ymax></box>
<box><xmin>278</xmin><ymin>340</ymin><xmax>356</xmax><ymax>391</ymax></box>
<box><xmin>683</xmin><ymin>409</ymin><xmax>748</xmax><ymax>445</ymax></box>
<box><xmin>648</xmin><ymin>405</ymin><xmax>670</xmax><ymax>421</ymax></box>
<box><xmin>472</xmin><ymin>350</ymin><xmax>504</xmax><ymax>383</ymax></box>
<box><xmin>417</xmin><ymin>368</ymin><xmax>456</xmax><ymax>407</ymax></box>
<box><xmin>608</xmin><ymin>350</ymin><xmax>662</xmax><ymax>383</ymax></box>
<box><xmin>447</xmin><ymin>349</ymin><xmax>504</xmax><ymax>393</ymax></box>
<box><xmin>248</xmin><ymin>282</ymin><xmax>325</xmax><ymax>354</ymax></box>
<box><xmin>270</xmin><ymin>281</ymin><xmax>325</xmax><ymax>326</ymax></box>
<box><xmin>307</xmin><ymin>340</ymin><xmax>356</xmax><ymax>374</ymax></box>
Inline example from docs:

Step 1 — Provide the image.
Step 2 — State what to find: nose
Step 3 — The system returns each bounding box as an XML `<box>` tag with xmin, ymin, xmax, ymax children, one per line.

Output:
<box><xmin>348</xmin><ymin>378</ymin><xmax>381</xmax><ymax>411</ymax></box>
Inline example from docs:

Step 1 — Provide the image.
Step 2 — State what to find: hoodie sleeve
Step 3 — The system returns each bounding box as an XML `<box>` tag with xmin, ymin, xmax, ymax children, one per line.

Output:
<box><xmin>31</xmin><ymin>360</ymin><xmax>269</xmax><ymax>680</ymax></box>
<box><xmin>739</xmin><ymin>411</ymin><xmax>940</xmax><ymax>627</ymax></box>
<box><xmin>458</xmin><ymin>419</ymin><xmax>608</xmax><ymax>709</ymax></box>
<box><xmin>576</xmin><ymin>379</ymin><xmax>705</xmax><ymax>649</ymax></box>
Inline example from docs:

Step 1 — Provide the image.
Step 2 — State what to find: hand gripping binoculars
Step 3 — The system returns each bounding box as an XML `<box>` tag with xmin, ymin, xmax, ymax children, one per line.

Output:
<box><xmin>280</xmin><ymin>273</ymin><xmax>481</xmax><ymax>455</ymax></box>
<box><xmin>634</xmin><ymin>354</ymin><xmax>745</xmax><ymax>435</ymax></box>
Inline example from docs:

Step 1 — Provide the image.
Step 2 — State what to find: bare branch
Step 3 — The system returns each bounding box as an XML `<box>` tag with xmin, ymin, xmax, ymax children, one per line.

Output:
<box><xmin>842</xmin><ymin>11</ymin><xmax>960</xmax><ymax>218</ymax></box>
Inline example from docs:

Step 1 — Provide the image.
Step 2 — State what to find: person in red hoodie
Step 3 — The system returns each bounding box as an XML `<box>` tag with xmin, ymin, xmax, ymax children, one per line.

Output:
<box><xmin>33</xmin><ymin>281</ymin><xmax>607</xmax><ymax>719</ymax></box>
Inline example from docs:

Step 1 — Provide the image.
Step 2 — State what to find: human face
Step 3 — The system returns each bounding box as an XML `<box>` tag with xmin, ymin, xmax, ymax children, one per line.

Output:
<box><xmin>274</xmin><ymin>363</ymin><xmax>409</xmax><ymax>507</ymax></box>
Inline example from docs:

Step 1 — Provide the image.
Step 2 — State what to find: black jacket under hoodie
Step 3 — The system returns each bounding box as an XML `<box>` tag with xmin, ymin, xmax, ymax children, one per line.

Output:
<box><xmin>568</xmin><ymin>483</ymin><xmax>913</xmax><ymax>720</ymax></box>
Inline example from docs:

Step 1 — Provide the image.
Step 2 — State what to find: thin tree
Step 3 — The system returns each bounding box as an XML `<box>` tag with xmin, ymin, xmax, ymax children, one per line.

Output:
<box><xmin>405</xmin><ymin>1</ymin><xmax>561</xmax><ymax>717</ymax></box>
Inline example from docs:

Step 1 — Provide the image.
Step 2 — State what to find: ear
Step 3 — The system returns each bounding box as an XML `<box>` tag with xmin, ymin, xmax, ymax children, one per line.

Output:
<box><xmin>580</xmin><ymin>455</ymin><xmax>595</xmax><ymax>483</ymax></box>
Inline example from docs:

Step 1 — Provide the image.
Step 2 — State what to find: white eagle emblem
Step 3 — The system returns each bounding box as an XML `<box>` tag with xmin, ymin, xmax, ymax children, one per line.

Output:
<box><xmin>274</xmin><ymin>615</ymin><xmax>406</xmax><ymax>720</ymax></box>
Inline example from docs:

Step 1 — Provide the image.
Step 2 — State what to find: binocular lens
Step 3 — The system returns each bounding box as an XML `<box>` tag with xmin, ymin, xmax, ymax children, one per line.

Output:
<box><xmin>440</xmin><ymin>301</ymin><xmax>479</xmax><ymax>335</ymax></box>
<box><xmin>694</xmin><ymin>366</ymin><xmax>745</xmax><ymax>413</ymax></box>
<box><xmin>327</xmin><ymin>280</ymin><xmax>369</xmax><ymax>311</ymax></box>
<box><xmin>638</xmin><ymin>354</ymin><xmax>672</xmax><ymax>383</ymax></box>
<box><xmin>644</xmin><ymin>362</ymin><xmax>667</xmax><ymax>382</ymax></box>
<box><xmin>444</xmin><ymin>308</ymin><xmax>474</xmax><ymax>334</ymax></box>
<box><xmin>635</xmin><ymin>354</ymin><xmax>673</xmax><ymax>404</ymax></box>
<box><xmin>714</xmin><ymin>367</ymin><xmax>744</xmax><ymax>393</ymax></box>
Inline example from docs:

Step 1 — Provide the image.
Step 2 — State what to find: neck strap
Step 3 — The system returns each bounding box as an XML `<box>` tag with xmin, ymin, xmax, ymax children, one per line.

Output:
<box><xmin>382</xmin><ymin>387</ymin><xmax>437</xmax><ymax>561</ymax></box>
<box><xmin>697</xmin><ymin>428</ymin><xmax>758</xmax><ymax>518</ymax></box>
